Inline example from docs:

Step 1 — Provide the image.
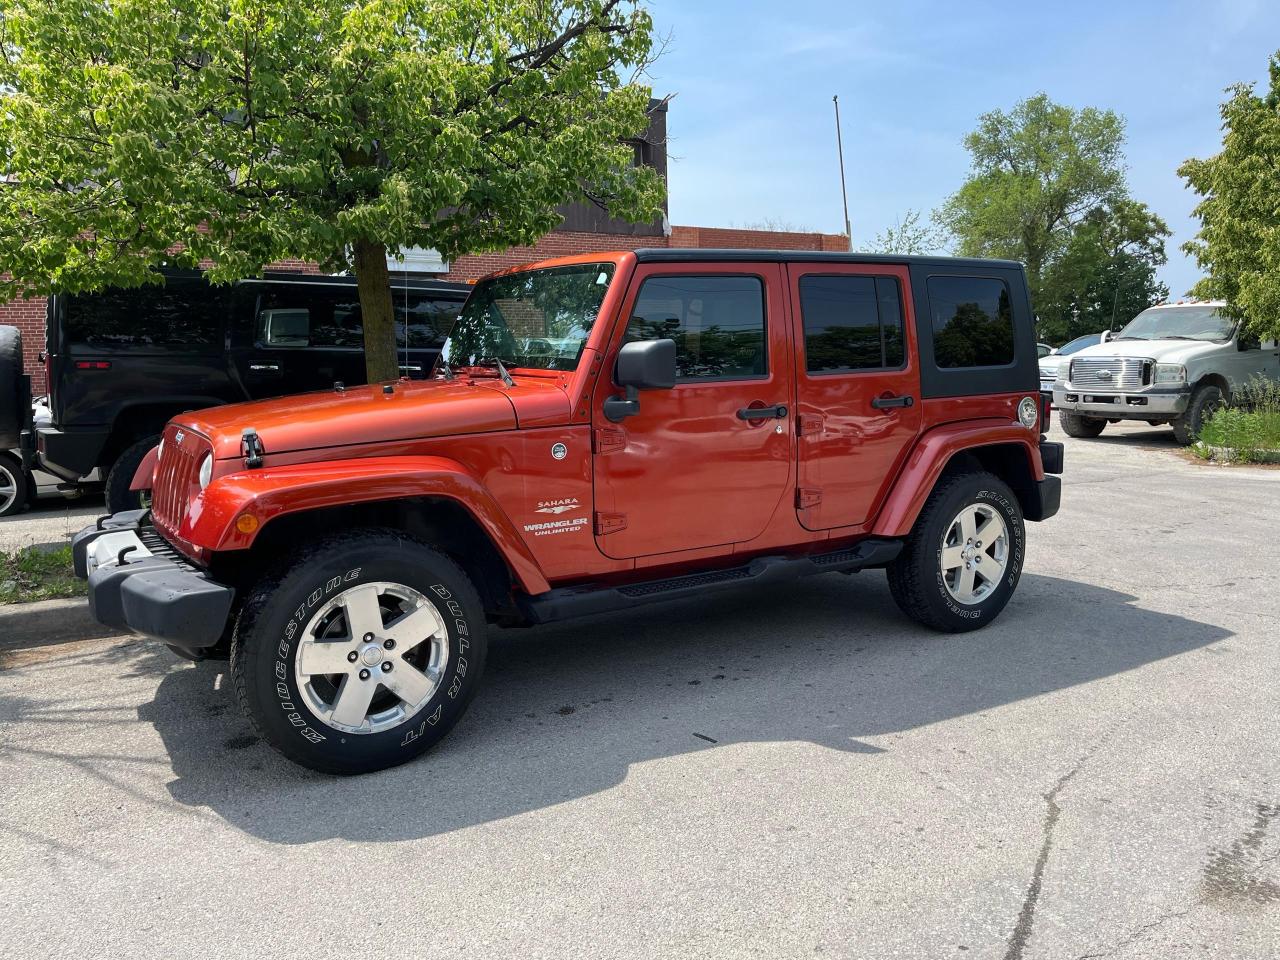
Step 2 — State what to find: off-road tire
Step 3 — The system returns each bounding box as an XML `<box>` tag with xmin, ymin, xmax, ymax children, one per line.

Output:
<box><xmin>886</xmin><ymin>471</ymin><xmax>1026</xmax><ymax>633</ymax></box>
<box><xmin>0</xmin><ymin>452</ymin><xmax>29</xmax><ymax>518</ymax></box>
<box><xmin>1058</xmin><ymin>411</ymin><xmax>1106</xmax><ymax>438</ymax></box>
<box><xmin>230</xmin><ymin>529</ymin><xmax>487</xmax><ymax>775</ymax></box>
<box><xmin>104</xmin><ymin>435</ymin><xmax>159</xmax><ymax>514</ymax></box>
<box><xmin>0</xmin><ymin>326</ymin><xmax>27</xmax><ymax>448</ymax></box>
<box><xmin>1171</xmin><ymin>383</ymin><xmax>1225</xmax><ymax>446</ymax></box>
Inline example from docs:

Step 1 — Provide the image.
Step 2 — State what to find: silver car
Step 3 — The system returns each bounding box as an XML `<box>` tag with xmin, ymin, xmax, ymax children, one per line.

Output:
<box><xmin>1052</xmin><ymin>301</ymin><xmax>1280</xmax><ymax>444</ymax></box>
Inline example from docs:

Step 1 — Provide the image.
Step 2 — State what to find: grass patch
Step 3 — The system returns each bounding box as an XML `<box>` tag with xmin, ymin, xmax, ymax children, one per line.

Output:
<box><xmin>0</xmin><ymin>545</ymin><xmax>84</xmax><ymax>605</ymax></box>
<box><xmin>1194</xmin><ymin>376</ymin><xmax>1280</xmax><ymax>464</ymax></box>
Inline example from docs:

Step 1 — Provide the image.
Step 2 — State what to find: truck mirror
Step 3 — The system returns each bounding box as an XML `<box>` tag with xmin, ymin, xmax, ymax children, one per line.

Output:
<box><xmin>616</xmin><ymin>338</ymin><xmax>676</xmax><ymax>390</ymax></box>
<box><xmin>604</xmin><ymin>339</ymin><xmax>677</xmax><ymax>422</ymax></box>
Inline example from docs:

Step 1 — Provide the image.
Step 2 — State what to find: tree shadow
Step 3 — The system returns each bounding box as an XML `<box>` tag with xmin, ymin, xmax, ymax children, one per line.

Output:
<box><xmin>122</xmin><ymin>572</ymin><xmax>1228</xmax><ymax>844</ymax></box>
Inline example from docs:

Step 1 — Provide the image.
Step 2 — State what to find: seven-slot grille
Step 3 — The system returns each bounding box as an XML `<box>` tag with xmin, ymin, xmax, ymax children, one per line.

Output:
<box><xmin>150</xmin><ymin>423</ymin><xmax>211</xmax><ymax>535</ymax></box>
<box><xmin>1069</xmin><ymin>357</ymin><xmax>1148</xmax><ymax>390</ymax></box>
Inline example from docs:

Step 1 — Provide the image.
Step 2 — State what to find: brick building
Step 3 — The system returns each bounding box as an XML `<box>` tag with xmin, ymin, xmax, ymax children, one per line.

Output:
<box><xmin>1</xmin><ymin>101</ymin><xmax>846</xmax><ymax>394</ymax></box>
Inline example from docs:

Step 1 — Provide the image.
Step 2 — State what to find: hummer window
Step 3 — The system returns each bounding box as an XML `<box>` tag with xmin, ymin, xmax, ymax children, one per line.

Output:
<box><xmin>627</xmin><ymin>275</ymin><xmax>767</xmax><ymax>381</ymax></box>
<box><xmin>927</xmin><ymin>276</ymin><xmax>1015</xmax><ymax>368</ymax></box>
<box><xmin>443</xmin><ymin>262</ymin><xmax>614</xmax><ymax>372</ymax></box>
<box><xmin>799</xmin><ymin>275</ymin><xmax>905</xmax><ymax>373</ymax></box>
<box><xmin>64</xmin><ymin>282</ymin><xmax>227</xmax><ymax>352</ymax></box>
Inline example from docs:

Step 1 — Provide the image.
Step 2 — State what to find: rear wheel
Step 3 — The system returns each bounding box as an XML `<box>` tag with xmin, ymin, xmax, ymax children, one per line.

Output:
<box><xmin>103</xmin><ymin>435</ymin><xmax>159</xmax><ymax>514</ymax></box>
<box><xmin>231</xmin><ymin>529</ymin><xmax>487</xmax><ymax>774</ymax></box>
<box><xmin>0</xmin><ymin>452</ymin><xmax>28</xmax><ymax>518</ymax></box>
<box><xmin>1058</xmin><ymin>411</ymin><xmax>1106</xmax><ymax>438</ymax></box>
<box><xmin>887</xmin><ymin>471</ymin><xmax>1026</xmax><ymax>632</ymax></box>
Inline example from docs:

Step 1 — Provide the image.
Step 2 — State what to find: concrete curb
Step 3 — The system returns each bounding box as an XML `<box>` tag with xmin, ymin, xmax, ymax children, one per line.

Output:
<box><xmin>0</xmin><ymin>597</ymin><xmax>126</xmax><ymax>651</ymax></box>
<box><xmin>1201</xmin><ymin>444</ymin><xmax>1280</xmax><ymax>464</ymax></box>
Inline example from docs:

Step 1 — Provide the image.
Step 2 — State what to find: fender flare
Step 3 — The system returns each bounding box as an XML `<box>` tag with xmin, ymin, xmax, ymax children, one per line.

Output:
<box><xmin>871</xmin><ymin>420</ymin><xmax>1043</xmax><ymax>538</ymax></box>
<box><xmin>129</xmin><ymin>445</ymin><xmax>160</xmax><ymax>491</ymax></box>
<box><xmin>178</xmin><ymin>455</ymin><xmax>551</xmax><ymax>594</ymax></box>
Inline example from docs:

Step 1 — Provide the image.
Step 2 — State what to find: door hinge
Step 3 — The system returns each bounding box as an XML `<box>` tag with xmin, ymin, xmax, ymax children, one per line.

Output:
<box><xmin>594</xmin><ymin>512</ymin><xmax>628</xmax><ymax>536</ymax></box>
<box><xmin>592</xmin><ymin>428</ymin><xmax>627</xmax><ymax>454</ymax></box>
<box><xmin>797</xmin><ymin>414</ymin><xmax>824</xmax><ymax>436</ymax></box>
<box><xmin>796</xmin><ymin>488</ymin><xmax>823</xmax><ymax>509</ymax></box>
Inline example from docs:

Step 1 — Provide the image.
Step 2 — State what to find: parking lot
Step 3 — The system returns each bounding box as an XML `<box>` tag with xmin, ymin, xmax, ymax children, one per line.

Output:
<box><xmin>1</xmin><ymin>424</ymin><xmax>1276</xmax><ymax>959</ymax></box>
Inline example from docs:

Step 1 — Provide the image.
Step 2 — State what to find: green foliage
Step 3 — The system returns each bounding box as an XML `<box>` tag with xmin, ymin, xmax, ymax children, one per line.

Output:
<box><xmin>0</xmin><ymin>0</ymin><xmax>666</xmax><ymax>380</ymax></box>
<box><xmin>0</xmin><ymin>545</ymin><xmax>83</xmax><ymax>605</ymax></box>
<box><xmin>1195</xmin><ymin>377</ymin><xmax>1280</xmax><ymax>462</ymax></box>
<box><xmin>937</xmin><ymin>94</ymin><xmax>1169</xmax><ymax>345</ymax></box>
<box><xmin>870</xmin><ymin>209</ymin><xmax>945</xmax><ymax>256</ymax></box>
<box><xmin>1180</xmin><ymin>52</ymin><xmax>1280</xmax><ymax>341</ymax></box>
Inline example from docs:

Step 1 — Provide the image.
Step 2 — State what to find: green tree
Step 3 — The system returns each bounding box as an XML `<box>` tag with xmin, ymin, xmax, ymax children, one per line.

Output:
<box><xmin>938</xmin><ymin>94</ymin><xmax>1168</xmax><ymax>343</ymax></box>
<box><xmin>0</xmin><ymin>0</ymin><xmax>665</xmax><ymax>382</ymax></box>
<box><xmin>870</xmin><ymin>209</ymin><xmax>945</xmax><ymax>255</ymax></box>
<box><xmin>1180</xmin><ymin>52</ymin><xmax>1280</xmax><ymax>339</ymax></box>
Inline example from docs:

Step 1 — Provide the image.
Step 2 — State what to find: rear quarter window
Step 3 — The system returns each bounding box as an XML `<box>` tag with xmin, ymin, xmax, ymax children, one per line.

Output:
<box><xmin>64</xmin><ymin>282</ymin><xmax>228</xmax><ymax>352</ymax></box>
<box><xmin>927</xmin><ymin>276</ymin><xmax>1015</xmax><ymax>368</ymax></box>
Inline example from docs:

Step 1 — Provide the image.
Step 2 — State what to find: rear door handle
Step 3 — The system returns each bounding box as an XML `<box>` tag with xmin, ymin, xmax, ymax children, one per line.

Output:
<box><xmin>737</xmin><ymin>404</ymin><xmax>789</xmax><ymax>420</ymax></box>
<box><xmin>871</xmin><ymin>394</ymin><xmax>914</xmax><ymax>410</ymax></box>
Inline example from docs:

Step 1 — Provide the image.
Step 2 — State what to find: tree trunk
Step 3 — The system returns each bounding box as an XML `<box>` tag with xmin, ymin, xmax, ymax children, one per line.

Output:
<box><xmin>352</xmin><ymin>237</ymin><xmax>398</xmax><ymax>384</ymax></box>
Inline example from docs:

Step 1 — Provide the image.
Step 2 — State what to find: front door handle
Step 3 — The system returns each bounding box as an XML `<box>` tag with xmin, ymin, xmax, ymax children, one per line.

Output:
<box><xmin>737</xmin><ymin>404</ymin><xmax>788</xmax><ymax>421</ymax></box>
<box><xmin>871</xmin><ymin>394</ymin><xmax>914</xmax><ymax>410</ymax></box>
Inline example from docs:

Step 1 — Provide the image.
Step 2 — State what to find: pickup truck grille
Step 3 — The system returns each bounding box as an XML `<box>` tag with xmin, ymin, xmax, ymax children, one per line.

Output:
<box><xmin>151</xmin><ymin>423</ymin><xmax>211</xmax><ymax>537</ymax></box>
<box><xmin>1070</xmin><ymin>357</ymin><xmax>1148</xmax><ymax>390</ymax></box>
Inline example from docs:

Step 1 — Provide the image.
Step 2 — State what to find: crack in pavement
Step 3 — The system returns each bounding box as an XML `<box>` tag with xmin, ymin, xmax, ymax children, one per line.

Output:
<box><xmin>1076</xmin><ymin>906</ymin><xmax>1193</xmax><ymax>959</ymax></box>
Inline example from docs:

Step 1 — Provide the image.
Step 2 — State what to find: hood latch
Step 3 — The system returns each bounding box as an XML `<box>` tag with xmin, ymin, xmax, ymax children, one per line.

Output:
<box><xmin>240</xmin><ymin>427</ymin><xmax>265</xmax><ymax>469</ymax></box>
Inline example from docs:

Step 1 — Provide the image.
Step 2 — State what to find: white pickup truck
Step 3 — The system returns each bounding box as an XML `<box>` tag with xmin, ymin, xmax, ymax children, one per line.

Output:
<box><xmin>1052</xmin><ymin>301</ymin><xmax>1280</xmax><ymax>444</ymax></box>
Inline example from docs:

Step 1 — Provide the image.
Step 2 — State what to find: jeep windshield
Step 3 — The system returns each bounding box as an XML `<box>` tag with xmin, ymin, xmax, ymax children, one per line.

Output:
<box><xmin>441</xmin><ymin>262</ymin><xmax>615</xmax><ymax>374</ymax></box>
<box><xmin>1115</xmin><ymin>305</ymin><xmax>1235</xmax><ymax>342</ymax></box>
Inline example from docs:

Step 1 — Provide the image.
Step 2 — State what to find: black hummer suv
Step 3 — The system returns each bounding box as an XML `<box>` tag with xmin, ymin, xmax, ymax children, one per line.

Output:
<box><xmin>33</xmin><ymin>270</ymin><xmax>468</xmax><ymax>512</ymax></box>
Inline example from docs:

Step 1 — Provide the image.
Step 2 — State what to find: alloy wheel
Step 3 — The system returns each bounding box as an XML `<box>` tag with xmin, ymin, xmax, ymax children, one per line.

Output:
<box><xmin>939</xmin><ymin>503</ymin><xmax>1009</xmax><ymax>605</ymax></box>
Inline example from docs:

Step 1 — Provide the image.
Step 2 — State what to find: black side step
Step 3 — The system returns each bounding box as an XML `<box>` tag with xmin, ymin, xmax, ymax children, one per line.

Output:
<box><xmin>519</xmin><ymin>538</ymin><xmax>902</xmax><ymax>625</ymax></box>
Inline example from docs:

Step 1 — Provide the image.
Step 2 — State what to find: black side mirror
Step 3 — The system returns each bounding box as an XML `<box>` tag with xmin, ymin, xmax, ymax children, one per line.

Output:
<box><xmin>1238</xmin><ymin>337</ymin><xmax>1259</xmax><ymax>352</ymax></box>
<box><xmin>604</xmin><ymin>339</ymin><xmax>677</xmax><ymax>422</ymax></box>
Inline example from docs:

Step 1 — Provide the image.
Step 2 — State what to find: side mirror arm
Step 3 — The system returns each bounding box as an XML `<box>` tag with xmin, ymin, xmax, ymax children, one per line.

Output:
<box><xmin>603</xmin><ymin>385</ymin><xmax>640</xmax><ymax>422</ymax></box>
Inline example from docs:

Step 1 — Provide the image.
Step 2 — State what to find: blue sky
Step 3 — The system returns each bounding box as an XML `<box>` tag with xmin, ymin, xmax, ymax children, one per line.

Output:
<box><xmin>647</xmin><ymin>0</ymin><xmax>1279</xmax><ymax>297</ymax></box>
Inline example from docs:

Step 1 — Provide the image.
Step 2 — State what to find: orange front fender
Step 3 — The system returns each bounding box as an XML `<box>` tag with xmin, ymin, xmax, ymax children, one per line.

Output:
<box><xmin>130</xmin><ymin>445</ymin><xmax>160</xmax><ymax>491</ymax></box>
<box><xmin>179</xmin><ymin>456</ymin><xmax>551</xmax><ymax>595</ymax></box>
<box><xmin>871</xmin><ymin>420</ymin><xmax>1043</xmax><ymax>538</ymax></box>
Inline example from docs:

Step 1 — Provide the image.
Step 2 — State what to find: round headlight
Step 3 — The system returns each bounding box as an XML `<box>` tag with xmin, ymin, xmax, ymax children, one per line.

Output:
<box><xmin>198</xmin><ymin>453</ymin><xmax>213</xmax><ymax>490</ymax></box>
<box><xmin>1018</xmin><ymin>396</ymin><xmax>1039</xmax><ymax>429</ymax></box>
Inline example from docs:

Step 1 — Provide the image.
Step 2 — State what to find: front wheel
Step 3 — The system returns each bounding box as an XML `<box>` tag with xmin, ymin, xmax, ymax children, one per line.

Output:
<box><xmin>231</xmin><ymin>530</ymin><xmax>487</xmax><ymax>774</ymax></box>
<box><xmin>886</xmin><ymin>471</ymin><xmax>1026</xmax><ymax>633</ymax></box>
<box><xmin>1058</xmin><ymin>411</ymin><xmax>1106</xmax><ymax>438</ymax></box>
<box><xmin>1171</xmin><ymin>384</ymin><xmax>1225</xmax><ymax>445</ymax></box>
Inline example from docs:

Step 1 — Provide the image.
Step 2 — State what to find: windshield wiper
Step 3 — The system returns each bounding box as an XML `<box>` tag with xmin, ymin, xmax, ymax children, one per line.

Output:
<box><xmin>1113</xmin><ymin>336</ymin><xmax>1148</xmax><ymax>341</ymax></box>
<box><xmin>436</xmin><ymin>355</ymin><xmax>455</xmax><ymax>381</ymax></box>
<box><xmin>1158</xmin><ymin>335</ymin><xmax>1199</xmax><ymax>341</ymax></box>
<box><xmin>475</xmin><ymin>356</ymin><xmax>516</xmax><ymax>387</ymax></box>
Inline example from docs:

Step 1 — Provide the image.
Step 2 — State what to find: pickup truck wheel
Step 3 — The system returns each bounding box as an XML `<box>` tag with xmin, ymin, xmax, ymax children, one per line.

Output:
<box><xmin>1171</xmin><ymin>384</ymin><xmax>1225</xmax><ymax>445</ymax></box>
<box><xmin>1058</xmin><ymin>411</ymin><xmax>1106</xmax><ymax>438</ymax></box>
<box><xmin>230</xmin><ymin>530</ymin><xmax>487</xmax><ymax>775</ymax></box>
<box><xmin>886</xmin><ymin>471</ymin><xmax>1025</xmax><ymax>633</ymax></box>
<box><xmin>103</xmin><ymin>435</ymin><xmax>159</xmax><ymax>514</ymax></box>
<box><xmin>0</xmin><ymin>452</ymin><xmax>29</xmax><ymax>517</ymax></box>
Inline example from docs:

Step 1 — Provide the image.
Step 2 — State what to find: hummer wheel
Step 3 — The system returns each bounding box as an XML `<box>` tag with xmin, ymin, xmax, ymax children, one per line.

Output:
<box><xmin>231</xmin><ymin>529</ymin><xmax>487</xmax><ymax>774</ymax></box>
<box><xmin>1058</xmin><ymin>411</ymin><xmax>1106</xmax><ymax>438</ymax></box>
<box><xmin>886</xmin><ymin>471</ymin><xmax>1026</xmax><ymax>633</ymax></box>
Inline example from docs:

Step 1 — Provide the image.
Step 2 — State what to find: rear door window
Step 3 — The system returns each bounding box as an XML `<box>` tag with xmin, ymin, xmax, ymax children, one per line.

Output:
<box><xmin>927</xmin><ymin>276</ymin><xmax>1015</xmax><ymax>368</ymax></box>
<box><xmin>64</xmin><ymin>281</ymin><xmax>228</xmax><ymax>352</ymax></box>
<box><xmin>799</xmin><ymin>275</ymin><xmax>905</xmax><ymax>372</ymax></box>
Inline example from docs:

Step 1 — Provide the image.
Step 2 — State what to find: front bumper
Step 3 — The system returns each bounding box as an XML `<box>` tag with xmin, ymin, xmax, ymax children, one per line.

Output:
<box><xmin>73</xmin><ymin>512</ymin><xmax>235</xmax><ymax>652</ymax></box>
<box><xmin>1051</xmin><ymin>384</ymin><xmax>1189</xmax><ymax>419</ymax></box>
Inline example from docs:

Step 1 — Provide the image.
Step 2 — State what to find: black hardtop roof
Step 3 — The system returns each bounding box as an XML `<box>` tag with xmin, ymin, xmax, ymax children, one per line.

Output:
<box><xmin>73</xmin><ymin>265</ymin><xmax>472</xmax><ymax>295</ymax></box>
<box><xmin>632</xmin><ymin>248</ymin><xmax>1024</xmax><ymax>271</ymax></box>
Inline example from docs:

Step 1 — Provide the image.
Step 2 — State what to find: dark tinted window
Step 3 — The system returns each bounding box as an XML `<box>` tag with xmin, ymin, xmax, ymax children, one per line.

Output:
<box><xmin>64</xmin><ymin>282</ymin><xmax>227</xmax><ymax>351</ymax></box>
<box><xmin>256</xmin><ymin>286</ymin><xmax>460</xmax><ymax>350</ymax></box>
<box><xmin>799</xmin><ymin>275</ymin><xmax>905</xmax><ymax>372</ymax></box>
<box><xmin>627</xmin><ymin>275</ymin><xmax>766</xmax><ymax>380</ymax></box>
<box><xmin>928</xmin><ymin>276</ymin><xmax>1015</xmax><ymax>368</ymax></box>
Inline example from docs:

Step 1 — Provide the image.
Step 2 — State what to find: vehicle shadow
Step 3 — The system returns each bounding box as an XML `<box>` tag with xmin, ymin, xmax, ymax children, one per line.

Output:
<box><xmin>135</xmin><ymin>572</ymin><xmax>1230</xmax><ymax>844</ymax></box>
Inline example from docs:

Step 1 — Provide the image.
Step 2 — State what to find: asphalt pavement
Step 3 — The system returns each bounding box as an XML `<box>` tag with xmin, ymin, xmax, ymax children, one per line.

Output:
<box><xmin>1</xmin><ymin>423</ymin><xmax>1276</xmax><ymax>959</ymax></box>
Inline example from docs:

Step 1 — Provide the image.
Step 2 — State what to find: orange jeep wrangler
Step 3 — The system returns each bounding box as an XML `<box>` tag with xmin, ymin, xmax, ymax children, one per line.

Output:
<box><xmin>74</xmin><ymin>249</ymin><xmax>1062</xmax><ymax>774</ymax></box>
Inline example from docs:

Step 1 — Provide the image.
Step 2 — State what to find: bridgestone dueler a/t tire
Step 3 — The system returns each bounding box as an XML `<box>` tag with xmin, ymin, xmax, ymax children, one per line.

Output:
<box><xmin>1058</xmin><ymin>410</ymin><xmax>1106</xmax><ymax>438</ymax></box>
<box><xmin>886</xmin><ymin>471</ymin><xmax>1026</xmax><ymax>633</ymax></box>
<box><xmin>230</xmin><ymin>529</ymin><xmax>487</xmax><ymax>775</ymax></box>
<box><xmin>0</xmin><ymin>326</ymin><xmax>26</xmax><ymax>449</ymax></box>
